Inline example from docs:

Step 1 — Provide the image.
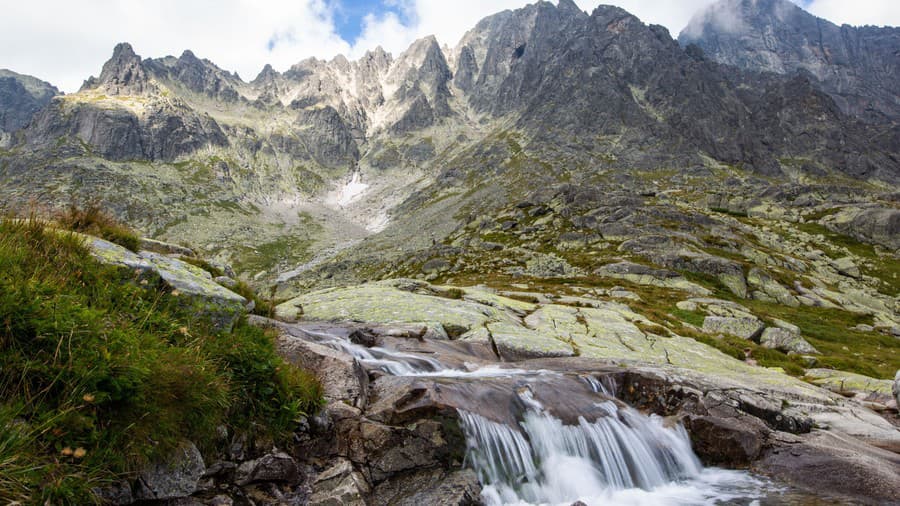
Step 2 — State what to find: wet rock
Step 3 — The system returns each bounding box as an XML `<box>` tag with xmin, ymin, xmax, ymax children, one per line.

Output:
<box><xmin>277</xmin><ymin>334</ymin><xmax>369</xmax><ymax>409</ymax></box>
<box><xmin>702</xmin><ymin>316</ymin><xmax>765</xmax><ymax>340</ymax></box>
<box><xmin>686</xmin><ymin>415</ymin><xmax>766</xmax><ymax>465</ymax></box>
<box><xmin>757</xmin><ymin>430</ymin><xmax>900</xmax><ymax>504</ymax></box>
<box><xmin>235</xmin><ymin>451</ymin><xmax>300</xmax><ymax>486</ymax></box>
<box><xmin>134</xmin><ymin>441</ymin><xmax>205</xmax><ymax>501</ymax></box>
<box><xmin>371</xmin><ymin>468</ymin><xmax>482</xmax><ymax>506</ymax></box>
<box><xmin>759</xmin><ymin>327</ymin><xmax>819</xmax><ymax>355</ymax></box>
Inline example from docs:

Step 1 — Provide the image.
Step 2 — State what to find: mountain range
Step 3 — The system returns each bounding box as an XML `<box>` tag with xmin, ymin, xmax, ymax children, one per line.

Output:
<box><xmin>0</xmin><ymin>0</ymin><xmax>898</xmax><ymax>287</ymax></box>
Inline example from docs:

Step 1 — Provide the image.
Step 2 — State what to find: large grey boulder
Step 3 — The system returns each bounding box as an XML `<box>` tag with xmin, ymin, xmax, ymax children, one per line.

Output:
<box><xmin>759</xmin><ymin>327</ymin><xmax>818</xmax><ymax>355</ymax></box>
<box><xmin>134</xmin><ymin>441</ymin><xmax>205</xmax><ymax>501</ymax></box>
<box><xmin>824</xmin><ymin>207</ymin><xmax>900</xmax><ymax>250</ymax></box>
<box><xmin>702</xmin><ymin>316</ymin><xmax>765</xmax><ymax>340</ymax></box>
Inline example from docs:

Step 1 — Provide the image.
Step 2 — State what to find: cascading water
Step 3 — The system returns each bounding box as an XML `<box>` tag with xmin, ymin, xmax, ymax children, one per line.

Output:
<box><xmin>290</xmin><ymin>324</ymin><xmax>771</xmax><ymax>505</ymax></box>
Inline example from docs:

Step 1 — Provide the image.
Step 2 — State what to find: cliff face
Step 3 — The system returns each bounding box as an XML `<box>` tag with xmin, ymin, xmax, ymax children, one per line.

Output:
<box><xmin>679</xmin><ymin>0</ymin><xmax>900</xmax><ymax>124</ymax></box>
<box><xmin>0</xmin><ymin>69</ymin><xmax>59</xmax><ymax>135</ymax></box>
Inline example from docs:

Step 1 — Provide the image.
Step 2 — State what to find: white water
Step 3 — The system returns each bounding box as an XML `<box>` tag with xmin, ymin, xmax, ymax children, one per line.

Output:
<box><xmin>292</xmin><ymin>325</ymin><xmax>771</xmax><ymax>505</ymax></box>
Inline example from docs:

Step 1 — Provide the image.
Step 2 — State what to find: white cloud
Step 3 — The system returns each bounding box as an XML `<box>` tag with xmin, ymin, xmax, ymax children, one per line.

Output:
<box><xmin>804</xmin><ymin>0</ymin><xmax>900</xmax><ymax>27</ymax></box>
<box><xmin>1</xmin><ymin>0</ymin><xmax>898</xmax><ymax>93</ymax></box>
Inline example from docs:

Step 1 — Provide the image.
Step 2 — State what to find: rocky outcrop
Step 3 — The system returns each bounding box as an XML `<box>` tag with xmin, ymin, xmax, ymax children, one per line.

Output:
<box><xmin>84</xmin><ymin>234</ymin><xmax>248</xmax><ymax>331</ymax></box>
<box><xmin>680</xmin><ymin>0</ymin><xmax>900</xmax><ymax>124</ymax></box>
<box><xmin>0</xmin><ymin>69</ymin><xmax>59</xmax><ymax>133</ymax></box>
<box><xmin>823</xmin><ymin>207</ymin><xmax>900</xmax><ymax>250</ymax></box>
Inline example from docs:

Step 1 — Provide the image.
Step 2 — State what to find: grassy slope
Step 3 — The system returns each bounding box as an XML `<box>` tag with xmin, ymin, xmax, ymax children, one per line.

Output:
<box><xmin>0</xmin><ymin>218</ymin><xmax>322</xmax><ymax>504</ymax></box>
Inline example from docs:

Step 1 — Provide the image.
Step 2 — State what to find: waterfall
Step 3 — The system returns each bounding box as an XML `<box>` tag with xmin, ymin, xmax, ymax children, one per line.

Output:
<box><xmin>289</xmin><ymin>324</ymin><xmax>770</xmax><ymax>505</ymax></box>
<box><xmin>459</xmin><ymin>385</ymin><xmax>707</xmax><ymax>506</ymax></box>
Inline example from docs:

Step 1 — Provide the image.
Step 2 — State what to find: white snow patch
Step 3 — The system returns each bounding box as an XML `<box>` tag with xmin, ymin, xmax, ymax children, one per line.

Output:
<box><xmin>366</xmin><ymin>211</ymin><xmax>390</xmax><ymax>233</ymax></box>
<box><xmin>326</xmin><ymin>170</ymin><xmax>369</xmax><ymax>208</ymax></box>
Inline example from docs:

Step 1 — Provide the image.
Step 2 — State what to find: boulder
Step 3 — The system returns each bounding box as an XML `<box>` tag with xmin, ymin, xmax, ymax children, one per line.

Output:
<box><xmin>686</xmin><ymin>415</ymin><xmax>766</xmax><ymax>465</ymax></box>
<box><xmin>824</xmin><ymin>207</ymin><xmax>900</xmax><ymax>250</ymax></box>
<box><xmin>138</xmin><ymin>251</ymin><xmax>247</xmax><ymax>331</ymax></box>
<box><xmin>805</xmin><ymin>369</ymin><xmax>895</xmax><ymax>405</ymax></box>
<box><xmin>234</xmin><ymin>451</ymin><xmax>300</xmax><ymax>486</ymax></box>
<box><xmin>757</xmin><ymin>430</ymin><xmax>900</xmax><ymax>504</ymax></box>
<box><xmin>309</xmin><ymin>459</ymin><xmax>369</xmax><ymax>506</ymax></box>
<box><xmin>832</xmin><ymin>257</ymin><xmax>861</xmax><ymax>279</ymax></box>
<box><xmin>276</xmin><ymin>334</ymin><xmax>368</xmax><ymax>409</ymax></box>
<box><xmin>759</xmin><ymin>327</ymin><xmax>819</xmax><ymax>355</ymax></box>
<box><xmin>702</xmin><ymin>316</ymin><xmax>765</xmax><ymax>340</ymax></box>
<box><xmin>134</xmin><ymin>441</ymin><xmax>205</xmax><ymax>501</ymax></box>
<box><xmin>747</xmin><ymin>268</ymin><xmax>799</xmax><ymax>307</ymax></box>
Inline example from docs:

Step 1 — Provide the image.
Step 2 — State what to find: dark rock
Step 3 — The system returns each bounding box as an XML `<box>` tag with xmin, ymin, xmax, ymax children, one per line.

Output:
<box><xmin>686</xmin><ymin>415</ymin><xmax>766</xmax><ymax>465</ymax></box>
<box><xmin>757</xmin><ymin>430</ymin><xmax>900</xmax><ymax>504</ymax></box>
<box><xmin>0</xmin><ymin>69</ymin><xmax>59</xmax><ymax>133</ymax></box>
<box><xmin>234</xmin><ymin>451</ymin><xmax>300</xmax><ymax>486</ymax></box>
<box><xmin>134</xmin><ymin>441</ymin><xmax>205</xmax><ymax>501</ymax></box>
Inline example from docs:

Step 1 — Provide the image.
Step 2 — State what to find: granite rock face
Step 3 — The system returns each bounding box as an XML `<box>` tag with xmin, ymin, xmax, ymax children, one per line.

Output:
<box><xmin>680</xmin><ymin>0</ymin><xmax>900</xmax><ymax>124</ymax></box>
<box><xmin>0</xmin><ymin>69</ymin><xmax>59</xmax><ymax>133</ymax></box>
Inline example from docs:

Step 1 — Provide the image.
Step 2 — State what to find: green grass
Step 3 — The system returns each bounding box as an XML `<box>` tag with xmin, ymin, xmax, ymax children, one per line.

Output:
<box><xmin>0</xmin><ymin>218</ymin><xmax>322</xmax><ymax>504</ymax></box>
<box><xmin>53</xmin><ymin>203</ymin><xmax>141</xmax><ymax>251</ymax></box>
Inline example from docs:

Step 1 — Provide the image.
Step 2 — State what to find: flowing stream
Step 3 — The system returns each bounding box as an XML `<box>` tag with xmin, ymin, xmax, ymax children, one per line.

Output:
<box><xmin>296</xmin><ymin>325</ymin><xmax>773</xmax><ymax>505</ymax></box>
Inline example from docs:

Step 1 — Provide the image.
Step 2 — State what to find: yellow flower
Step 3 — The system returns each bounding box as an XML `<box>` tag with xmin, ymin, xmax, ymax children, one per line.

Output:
<box><xmin>171</xmin><ymin>290</ymin><xmax>181</xmax><ymax>297</ymax></box>
<box><xmin>60</xmin><ymin>447</ymin><xmax>73</xmax><ymax>456</ymax></box>
<box><xmin>178</xmin><ymin>326</ymin><xmax>190</xmax><ymax>336</ymax></box>
<box><xmin>73</xmin><ymin>448</ymin><xmax>87</xmax><ymax>459</ymax></box>
<box><xmin>82</xmin><ymin>393</ymin><xmax>95</xmax><ymax>403</ymax></box>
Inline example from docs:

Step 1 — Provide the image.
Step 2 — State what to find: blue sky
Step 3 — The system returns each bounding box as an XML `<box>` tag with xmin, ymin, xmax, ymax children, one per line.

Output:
<box><xmin>331</xmin><ymin>0</ymin><xmax>412</xmax><ymax>43</ymax></box>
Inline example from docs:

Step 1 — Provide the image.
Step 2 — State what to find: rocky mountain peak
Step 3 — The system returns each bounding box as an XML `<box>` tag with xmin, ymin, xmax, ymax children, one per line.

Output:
<box><xmin>679</xmin><ymin>0</ymin><xmax>900</xmax><ymax>122</ymax></box>
<box><xmin>93</xmin><ymin>42</ymin><xmax>151</xmax><ymax>95</ymax></box>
